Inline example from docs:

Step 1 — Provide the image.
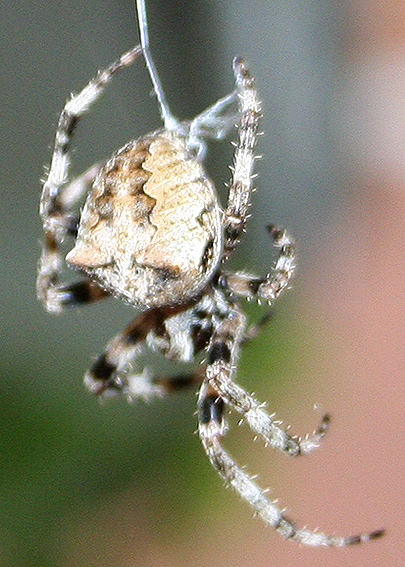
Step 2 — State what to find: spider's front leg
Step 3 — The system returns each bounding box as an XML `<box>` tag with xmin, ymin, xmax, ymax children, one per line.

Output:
<box><xmin>37</xmin><ymin>46</ymin><xmax>142</xmax><ymax>313</ymax></box>
<box><xmin>197</xmin><ymin>379</ymin><xmax>384</xmax><ymax>546</ymax></box>
<box><xmin>206</xmin><ymin>300</ymin><xmax>328</xmax><ymax>455</ymax></box>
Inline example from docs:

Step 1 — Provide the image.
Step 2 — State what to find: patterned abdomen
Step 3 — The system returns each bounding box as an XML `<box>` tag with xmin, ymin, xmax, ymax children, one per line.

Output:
<box><xmin>66</xmin><ymin>130</ymin><xmax>223</xmax><ymax>307</ymax></box>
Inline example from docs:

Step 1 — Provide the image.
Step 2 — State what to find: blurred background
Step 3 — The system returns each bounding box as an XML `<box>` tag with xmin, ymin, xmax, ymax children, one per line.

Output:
<box><xmin>1</xmin><ymin>0</ymin><xmax>404</xmax><ymax>565</ymax></box>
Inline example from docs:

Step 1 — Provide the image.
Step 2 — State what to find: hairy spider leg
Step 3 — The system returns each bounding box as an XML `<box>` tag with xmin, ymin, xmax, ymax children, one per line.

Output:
<box><xmin>204</xmin><ymin>294</ymin><xmax>328</xmax><ymax>456</ymax></box>
<box><xmin>84</xmin><ymin>302</ymin><xmax>212</xmax><ymax>399</ymax></box>
<box><xmin>223</xmin><ymin>57</ymin><xmax>261</xmax><ymax>259</ymax></box>
<box><xmin>222</xmin><ymin>226</ymin><xmax>296</xmax><ymax>304</ymax></box>
<box><xmin>37</xmin><ymin>47</ymin><xmax>142</xmax><ymax>313</ymax></box>
<box><xmin>199</xmin><ymin>313</ymin><xmax>385</xmax><ymax>545</ymax></box>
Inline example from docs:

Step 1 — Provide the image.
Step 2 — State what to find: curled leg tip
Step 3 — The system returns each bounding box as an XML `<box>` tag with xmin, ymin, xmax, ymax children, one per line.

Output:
<box><xmin>318</xmin><ymin>412</ymin><xmax>331</xmax><ymax>435</ymax></box>
<box><xmin>368</xmin><ymin>529</ymin><xmax>385</xmax><ymax>541</ymax></box>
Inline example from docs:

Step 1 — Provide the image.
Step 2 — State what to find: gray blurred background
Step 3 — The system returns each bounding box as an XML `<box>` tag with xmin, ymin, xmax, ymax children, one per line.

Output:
<box><xmin>1</xmin><ymin>0</ymin><xmax>403</xmax><ymax>566</ymax></box>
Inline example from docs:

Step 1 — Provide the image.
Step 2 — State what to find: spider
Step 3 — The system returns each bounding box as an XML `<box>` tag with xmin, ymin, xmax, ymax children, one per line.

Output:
<box><xmin>37</xmin><ymin>0</ymin><xmax>384</xmax><ymax>548</ymax></box>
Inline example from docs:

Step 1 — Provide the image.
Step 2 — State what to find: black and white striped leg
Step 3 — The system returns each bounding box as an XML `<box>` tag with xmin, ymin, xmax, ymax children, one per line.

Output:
<box><xmin>84</xmin><ymin>305</ymin><xmax>204</xmax><ymax>399</ymax></box>
<box><xmin>37</xmin><ymin>163</ymin><xmax>107</xmax><ymax>313</ymax></box>
<box><xmin>84</xmin><ymin>308</ymin><xmax>162</xmax><ymax>397</ymax></box>
<box><xmin>206</xmin><ymin>307</ymin><xmax>328</xmax><ymax>456</ymax></box>
<box><xmin>223</xmin><ymin>57</ymin><xmax>261</xmax><ymax>259</ymax></box>
<box><xmin>198</xmin><ymin>380</ymin><xmax>384</xmax><ymax>546</ymax></box>
<box><xmin>225</xmin><ymin>226</ymin><xmax>296</xmax><ymax>304</ymax></box>
<box><xmin>37</xmin><ymin>46</ymin><xmax>142</xmax><ymax>313</ymax></box>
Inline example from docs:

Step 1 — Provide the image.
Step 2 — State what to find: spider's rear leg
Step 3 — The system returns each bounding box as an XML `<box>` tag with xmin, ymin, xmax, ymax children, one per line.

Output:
<box><xmin>40</xmin><ymin>46</ymin><xmax>141</xmax><ymax>229</ymax></box>
<box><xmin>206</xmin><ymin>305</ymin><xmax>328</xmax><ymax>455</ymax></box>
<box><xmin>197</xmin><ymin>380</ymin><xmax>384</xmax><ymax>546</ymax></box>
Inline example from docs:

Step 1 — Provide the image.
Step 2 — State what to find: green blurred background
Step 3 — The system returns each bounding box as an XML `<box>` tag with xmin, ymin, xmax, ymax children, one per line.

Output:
<box><xmin>1</xmin><ymin>0</ymin><xmax>400</xmax><ymax>566</ymax></box>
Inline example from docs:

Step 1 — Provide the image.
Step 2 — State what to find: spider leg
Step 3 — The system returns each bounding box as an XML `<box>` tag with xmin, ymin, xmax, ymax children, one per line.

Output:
<box><xmin>152</xmin><ymin>366</ymin><xmax>205</xmax><ymax>393</ymax></box>
<box><xmin>37</xmin><ymin>163</ymin><xmax>110</xmax><ymax>312</ymax></box>
<box><xmin>85</xmin><ymin>304</ymin><xmax>204</xmax><ymax>400</ymax></box>
<box><xmin>198</xmin><ymin>380</ymin><xmax>384</xmax><ymax>546</ymax></box>
<box><xmin>223</xmin><ymin>57</ymin><xmax>261</xmax><ymax>259</ymax></box>
<box><xmin>85</xmin><ymin>308</ymin><xmax>163</xmax><ymax>398</ymax></box>
<box><xmin>40</xmin><ymin>46</ymin><xmax>141</xmax><ymax>228</ymax></box>
<box><xmin>225</xmin><ymin>226</ymin><xmax>296</xmax><ymax>303</ymax></box>
<box><xmin>37</xmin><ymin>46</ymin><xmax>142</xmax><ymax>313</ymax></box>
<box><xmin>206</xmin><ymin>304</ymin><xmax>328</xmax><ymax>456</ymax></box>
<box><xmin>57</xmin><ymin>163</ymin><xmax>103</xmax><ymax>229</ymax></box>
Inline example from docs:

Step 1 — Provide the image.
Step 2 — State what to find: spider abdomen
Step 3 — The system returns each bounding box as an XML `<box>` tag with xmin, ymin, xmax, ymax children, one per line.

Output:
<box><xmin>66</xmin><ymin>129</ymin><xmax>223</xmax><ymax>308</ymax></box>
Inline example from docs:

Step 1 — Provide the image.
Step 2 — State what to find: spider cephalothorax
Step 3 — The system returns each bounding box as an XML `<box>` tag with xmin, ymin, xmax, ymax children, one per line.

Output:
<box><xmin>37</xmin><ymin>7</ymin><xmax>384</xmax><ymax>547</ymax></box>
